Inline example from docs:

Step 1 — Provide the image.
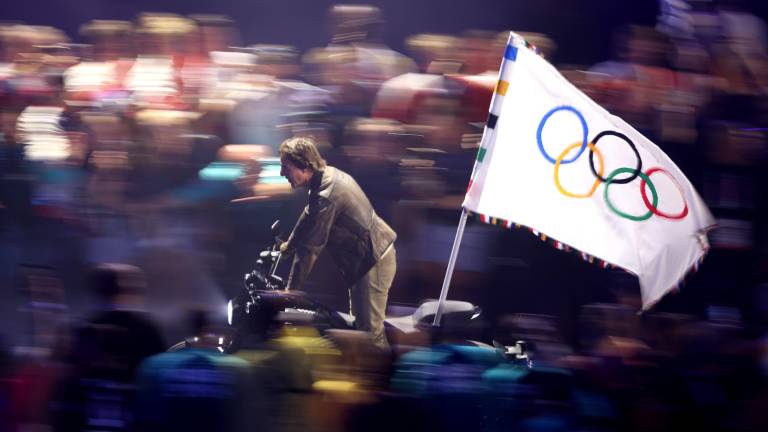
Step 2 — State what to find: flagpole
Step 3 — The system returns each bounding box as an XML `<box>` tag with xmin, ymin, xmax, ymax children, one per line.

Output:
<box><xmin>431</xmin><ymin>32</ymin><xmax>514</xmax><ymax>327</ymax></box>
<box><xmin>432</xmin><ymin>208</ymin><xmax>469</xmax><ymax>326</ymax></box>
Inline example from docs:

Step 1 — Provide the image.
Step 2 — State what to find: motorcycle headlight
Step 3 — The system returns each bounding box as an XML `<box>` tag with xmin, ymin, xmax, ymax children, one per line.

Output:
<box><xmin>227</xmin><ymin>299</ymin><xmax>234</xmax><ymax>326</ymax></box>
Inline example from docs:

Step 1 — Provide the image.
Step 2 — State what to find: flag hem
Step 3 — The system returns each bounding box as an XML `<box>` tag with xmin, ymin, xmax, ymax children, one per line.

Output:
<box><xmin>464</xmin><ymin>207</ymin><xmax>715</xmax><ymax>312</ymax></box>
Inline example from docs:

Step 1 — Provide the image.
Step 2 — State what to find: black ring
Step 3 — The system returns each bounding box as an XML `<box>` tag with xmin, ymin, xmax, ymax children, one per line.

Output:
<box><xmin>588</xmin><ymin>130</ymin><xmax>642</xmax><ymax>184</ymax></box>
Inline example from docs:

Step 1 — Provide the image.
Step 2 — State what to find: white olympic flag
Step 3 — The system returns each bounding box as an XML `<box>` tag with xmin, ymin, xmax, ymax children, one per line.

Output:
<box><xmin>463</xmin><ymin>34</ymin><xmax>716</xmax><ymax>309</ymax></box>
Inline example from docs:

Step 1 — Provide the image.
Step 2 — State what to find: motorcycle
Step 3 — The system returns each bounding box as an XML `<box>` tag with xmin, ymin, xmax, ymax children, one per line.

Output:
<box><xmin>172</xmin><ymin>220</ymin><xmax>532</xmax><ymax>367</ymax></box>
<box><xmin>224</xmin><ymin>221</ymin><xmax>356</xmax><ymax>352</ymax></box>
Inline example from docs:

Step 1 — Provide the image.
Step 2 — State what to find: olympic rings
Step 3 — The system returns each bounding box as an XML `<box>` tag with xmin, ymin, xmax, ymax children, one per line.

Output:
<box><xmin>536</xmin><ymin>106</ymin><xmax>689</xmax><ymax>222</ymax></box>
<box><xmin>554</xmin><ymin>142</ymin><xmax>604</xmax><ymax>198</ymax></box>
<box><xmin>588</xmin><ymin>131</ymin><xmax>642</xmax><ymax>184</ymax></box>
<box><xmin>604</xmin><ymin>168</ymin><xmax>658</xmax><ymax>222</ymax></box>
<box><xmin>640</xmin><ymin>167</ymin><xmax>689</xmax><ymax>220</ymax></box>
<box><xmin>537</xmin><ymin>105</ymin><xmax>588</xmax><ymax>165</ymax></box>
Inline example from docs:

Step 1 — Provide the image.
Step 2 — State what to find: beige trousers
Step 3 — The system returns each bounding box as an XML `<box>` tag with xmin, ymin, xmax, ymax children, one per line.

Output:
<box><xmin>350</xmin><ymin>246</ymin><xmax>396</xmax><ymax>348</ymax></box>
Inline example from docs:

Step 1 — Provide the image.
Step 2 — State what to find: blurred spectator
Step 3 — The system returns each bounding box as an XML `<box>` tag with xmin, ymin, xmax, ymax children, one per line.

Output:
<box><xmin>80</xmin><ymin>20</ymin><xmax>134</xmax><ymax>62</ymax></box>
<box><xmin>591</xmin><ymin>25</ymin><xmax>677</xmax><ymax>141</ymax></box>
<box><xmin>134</xmin><ymin>308</ymin><xmax>253</xmax><ymax>432</ymax></box>
<box><xmin>183</xmin><ymin>14</ymin><xmax>241</xmax><ymax>105</ymax></box>
<box><xmin>71</xmin><ymin>263</ymin><xmax>165</xmax><ymax>374</ymax></box>
<box><xmin>227</xmin><ymin>44</ymin><xmax>328</xmax><ymax>154</ymax></box>
<box><xmin>8</xmin><ymin>266</ymin><xmax>69</xmax><ymax>432</ymax></box>
<box><xmin>339</xmin><ymin>118</ymin><xmax>404</xmax><ymax>221</ymax></box>
<box><xmin>460</xmin><ymin>30</ymin><xmax>502</xmax><ymax>75</ymax></box>
<box><xmin>657</xmin><ymin>0</ymin><xmax>696</xmax><ymax>40</ymax></box>
<box><xmin>50</xmin><ymin>263</ymin><xmax>163</xmax><ymax>432</ymax></box>
<box><xmin>130</xmin><ymin>109</ymin><xmax>212</xmax><ymax>187</ymax></box>
<box><xmin>412</xmin><ymin>93</ymin><xmax>475</xmax><ymax>195</ymax></box>
<box><xmin>125</xmin><ymin>13</ymin><xmax>195</xmax><ymax>109</ymax></box>
<box><xmin>718</xmin><ymin>0</ymin><xmax>768</xmax><ymax>61</ymax></box>
<box><xmin>18</xmin><ymin>265</ymin><xmax>70</xmax><ymax>355</ymax></box>
<box><xmin>304</xmin><ymin>3</ymin><xmax>416</xmax><ymax>139</ymax></box>
<box><xmin>189</xmin><ymin>14</ymin><xmax>240</xmax><ymax>58</ymax></box>
<box><xmin>691</xmin><ymin>2</ymin><xmax>767</xmax><ymax>311</ymax></box>
<box><xmin>1</xmin><ymin>25</ymin><xmax>72</xmax><ymax>104</ymax></box>
<box><xmin>373</xmin><ymin>31</ymin><xmax>478</xmax><ymax>126</ymax></box>
<box><xmin>404</xmin><ymin>33</ymin><xmax>461</xmax><ymax>73</ymax></box>
<box><xmin>0</xmin><ymin>112</ymin><xmax>33</xmax><ymax>232</ymax></box>
<box><xmin>64</xmin><ymin>20</ymin><xmax>134</xmax><ymax>110</ymax></box>
<box><xmin>8</xmin><ymin>61</ymin><xmax>89</xmax><ymax>305</ymax></box>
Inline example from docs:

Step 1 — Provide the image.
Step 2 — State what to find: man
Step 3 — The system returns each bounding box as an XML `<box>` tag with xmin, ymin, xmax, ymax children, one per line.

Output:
<box><xmin>279</xmin><ymin>136</ymin><xmax>396</xmax><ymax>348</ymax></box>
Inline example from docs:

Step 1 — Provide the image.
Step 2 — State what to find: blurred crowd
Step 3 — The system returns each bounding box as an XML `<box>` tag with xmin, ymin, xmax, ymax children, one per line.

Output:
<box><xmin>0</xmin><ymin>0</ymin><xmax>768</xmax><ymax>431</ymax></box>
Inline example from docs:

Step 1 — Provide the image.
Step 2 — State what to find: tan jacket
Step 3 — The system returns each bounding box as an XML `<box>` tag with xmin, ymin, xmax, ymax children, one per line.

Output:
<box><xmin>285</xmin><ymin>166</ymin><xmax>396</xmax><ymax>289</ymax></box>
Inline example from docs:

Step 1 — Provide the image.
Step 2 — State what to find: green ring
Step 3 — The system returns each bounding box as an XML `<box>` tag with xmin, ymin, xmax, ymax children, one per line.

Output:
<box><xmin>603</xmin><ymin>167</ymin><xmax>657</xmax><ymax>222</ymax></box>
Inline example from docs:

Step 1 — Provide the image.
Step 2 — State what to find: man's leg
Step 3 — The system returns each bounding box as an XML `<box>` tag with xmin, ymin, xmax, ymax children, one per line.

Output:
<box><xmin>350</xmin><ymin>247</ymin><xmax>396</xmax><ymax>349</ymax></box>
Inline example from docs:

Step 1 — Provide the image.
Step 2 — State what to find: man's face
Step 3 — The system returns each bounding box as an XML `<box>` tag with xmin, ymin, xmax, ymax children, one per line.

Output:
<box><xmin>280</xmin><ymin>157</ymin><xmax>313</xmax><ymax>189</ymax></box>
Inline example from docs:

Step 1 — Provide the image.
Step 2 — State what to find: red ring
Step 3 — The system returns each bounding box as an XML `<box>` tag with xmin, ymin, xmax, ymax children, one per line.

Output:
<box><xmin>640</xmin><ymin>167</ymin><xmax>689</xmax><ymax>220</ymax></box>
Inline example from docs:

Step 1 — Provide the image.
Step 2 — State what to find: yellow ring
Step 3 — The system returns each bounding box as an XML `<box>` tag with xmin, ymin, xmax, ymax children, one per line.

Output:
<box><xmin>554</xmin><ymin>142</ymin><xmax>604</xmax><ymax>198</ymax></box>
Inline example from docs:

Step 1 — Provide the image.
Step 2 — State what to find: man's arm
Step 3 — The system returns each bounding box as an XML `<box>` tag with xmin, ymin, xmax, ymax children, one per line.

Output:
<box><xmin>284</xmin><ymin>196</ymin><xmax>336</xmax><ymax>290</ymax></box>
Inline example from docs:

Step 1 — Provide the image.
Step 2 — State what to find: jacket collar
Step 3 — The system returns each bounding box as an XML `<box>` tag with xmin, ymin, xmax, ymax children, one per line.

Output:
<box><xmin>308</xmin><ymin>167</ymin><xmax>329</xmax><ymax>195</ymax></box>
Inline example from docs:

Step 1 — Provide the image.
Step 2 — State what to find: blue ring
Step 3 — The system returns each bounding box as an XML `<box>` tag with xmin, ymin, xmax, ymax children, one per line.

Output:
<box><xmin>536</xmin><ymin>105</ymin><xmax>589</xmax><ymax>165</ymax></box>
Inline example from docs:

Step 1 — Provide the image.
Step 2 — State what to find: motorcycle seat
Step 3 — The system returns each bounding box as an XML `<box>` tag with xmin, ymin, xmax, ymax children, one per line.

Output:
<box><xmin>385</xmin><ymin>300</ymin><xmax>479</xmax><ymax>334</ymax></box>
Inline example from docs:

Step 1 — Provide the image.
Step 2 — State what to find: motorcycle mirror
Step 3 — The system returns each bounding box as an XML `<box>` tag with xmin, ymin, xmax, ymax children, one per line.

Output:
<box><xmin>270</xmin><ymin>220</ymin><xmax>281</xmax><ymax>240</ymax></box>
